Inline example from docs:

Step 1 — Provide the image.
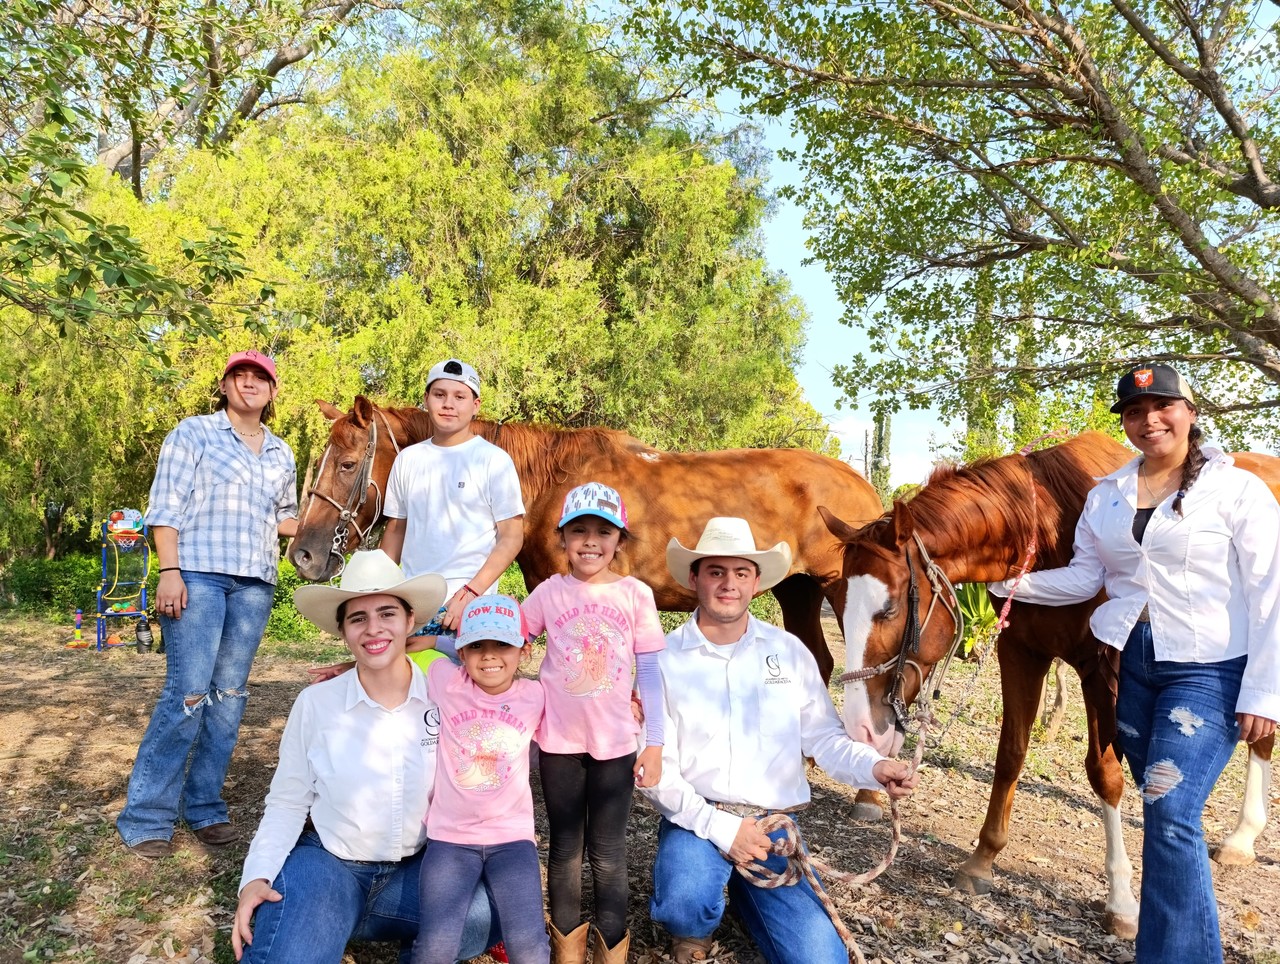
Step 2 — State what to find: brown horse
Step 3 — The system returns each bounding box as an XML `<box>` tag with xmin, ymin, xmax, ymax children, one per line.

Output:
<box><xmin>288</xmin><ymin>395</ymin><xmax>884</xmax><ymax>682</ymax></box>
<box><xmin>820</xmin><ymin>432</ymin><xmax>1280</xmax><ymax>940</ymax></box>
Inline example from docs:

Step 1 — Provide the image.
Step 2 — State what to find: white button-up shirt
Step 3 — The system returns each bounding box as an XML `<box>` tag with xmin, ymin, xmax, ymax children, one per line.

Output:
<box><xmin>240</xmin><ymin>662</ymin><xmax>437</xmax><ymax>892</ymax></box>
<box><xmin>641</xmin><ymin>614</ymin><xmax>886</xmax><ymax>854</ymax></box>
<box><xmin>991</xmin><ymin>450</ymin><xmax>1280</xmax><ymax>720</ymax></box>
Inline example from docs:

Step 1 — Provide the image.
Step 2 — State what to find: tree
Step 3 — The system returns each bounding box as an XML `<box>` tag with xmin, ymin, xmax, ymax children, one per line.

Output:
<box><xmin>0</xmin><ymin>0</ymin><xmax>834</xmax><ymax>555</ymax></box>
<box><xmin>0</xmin><ymin>0</ymin><xmax>393</xmax><ymax>369</ymax></box>
<box><xmin>870</xmin><ymin>410</ymin><xmax>891</xmax><ymax>506</ymax></box>
<box><xmin>632</xmin><ymin>0</ymin><xmax>1280</xmax><ymax>445</ymax></box>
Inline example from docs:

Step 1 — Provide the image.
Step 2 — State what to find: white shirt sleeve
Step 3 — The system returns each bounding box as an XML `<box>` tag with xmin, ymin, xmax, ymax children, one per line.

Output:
<box><xmin>797</xmin><ymin>647</ymin><xmax>886</xmax><ymax>789</ymax></box>
<box><xmin>1231</xmin><ymin>475</ymin><xmax>1280</xmax><ymax>720</ymax></box>
<box><xmin>383</xmin><ymin>451</ymin><xmax>410</xmax><ymax>520</ymax></box>
<box><xmin>640</xmin><ymin>693</ymin><xmax>743</xmax><ymax>853</ymax></box>
<box><xmin>989</xmin><ymin>490</ymin><xmax>1107</xmax><ymax>604</ymax></box>
<box><xmin>486</xmin><ymin>449</ymin><xmax>525</xmax><ymax>522</ymax></box>
<box><xmin>239</xmin><ymin>693</ymin><xmax>317</xmax><ymax>893</ymax></box>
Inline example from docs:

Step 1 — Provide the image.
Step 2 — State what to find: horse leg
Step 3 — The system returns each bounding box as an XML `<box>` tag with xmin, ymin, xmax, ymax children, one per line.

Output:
<box><xmin>772</xmin><ymin>574</ymin><xmax>834</xmax><ymax>684</ymax></box>
<box><xmin>1038</xmin><ymin>658</ymin><xmax>1068</xmax><ymax>743</ymax></box>
<box><xmin>1214</xmin><ymin>733</ymin><xmax>1274</xmax><ymax>866</ymax></box>
<box><xmin>1076</xmin><ymin>660</ymin><xmax>1138</xmax><ymax>940</ymax></box>
<box><xmin>953</xmin><ymin>641</ymin><xmax>1049</xmax><ymax>897</ymax></box>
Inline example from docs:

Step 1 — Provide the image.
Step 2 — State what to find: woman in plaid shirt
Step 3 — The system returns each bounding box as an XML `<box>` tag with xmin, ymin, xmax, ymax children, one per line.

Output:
<box><xmin>117</xmin><ymin>350</ymin><xmax>298</xmax><ymax>858</ymax></box>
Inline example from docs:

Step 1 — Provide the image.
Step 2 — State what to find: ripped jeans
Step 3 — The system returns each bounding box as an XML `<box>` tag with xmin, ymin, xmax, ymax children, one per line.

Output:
<box><xmin>1115</xmin><ymin>620</ymin><xmax>1244</xmax><ymax>964</ymax></box>
<box><xmin>117</xmin><ymin>571</ymin><xmax>275</xmax><ymax>845</ymax></box>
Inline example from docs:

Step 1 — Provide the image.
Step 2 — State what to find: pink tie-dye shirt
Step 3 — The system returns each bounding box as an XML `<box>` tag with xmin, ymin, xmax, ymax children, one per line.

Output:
<box><xmin>523</xmin><ymin>574</ymin><xmax>666</xmax><ymax>758</ymax></box>
<box><xmin>425</xmin><ymin>660</ymin><xmax>545</xmax><ymax>845</ymax></box>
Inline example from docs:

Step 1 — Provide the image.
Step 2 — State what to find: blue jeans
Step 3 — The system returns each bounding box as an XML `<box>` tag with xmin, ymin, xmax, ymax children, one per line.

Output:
<box><xmin>412</xmin><ymin>839</ymin><xmax>549</xmax><ymax>964</ymax></box>
<box><xmin>117</xmin><ymin>571</ymin><xmax>275</xmax><ymax>844</ymax></box>
<box><xmin>650</xmin><ymin>818</ymin><xmax>846</xmax><ymax>964</ymax></box>
<box><xmin>241</xmin><ymin>831</ymin><xmax>497</xmax><ymax>964</ymax></box>
<box><xmin>1114</xmin><ymin>621</ymin><xmax>1244</xmax><ymax>964</ymax></box>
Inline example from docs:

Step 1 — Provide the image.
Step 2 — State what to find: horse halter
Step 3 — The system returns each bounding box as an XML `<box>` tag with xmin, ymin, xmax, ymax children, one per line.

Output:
<box><xmin>839</xmin><ymin>531</ymin><xmax>966</xmax><ymax>733</ymax></box>
<box><xmin>303</xmin><ymin>408</ymin><xmax>402</xmax><ymax>573</ymax></box>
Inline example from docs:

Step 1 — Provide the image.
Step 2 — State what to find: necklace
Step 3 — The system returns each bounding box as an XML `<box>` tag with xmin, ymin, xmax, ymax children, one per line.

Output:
<box><xmin>234</xmin><ymin>424</ymin><xmax>264</xmax><ymax>439</ymax></box>
<box><xmin>1140</xmin><ymin>460</ymin><xmax>1176</xmax><ymax>504</ymax></box>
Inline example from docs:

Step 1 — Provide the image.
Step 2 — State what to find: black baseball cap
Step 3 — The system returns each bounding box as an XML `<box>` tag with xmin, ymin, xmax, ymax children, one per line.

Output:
<box><xmin>1110</xmin><ymin>363</ymin><xmax>1196</xmax><ymax>414</ymax></box>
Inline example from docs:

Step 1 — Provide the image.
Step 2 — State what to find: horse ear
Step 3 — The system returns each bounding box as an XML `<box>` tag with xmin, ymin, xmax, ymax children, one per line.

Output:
<box><xmin>316</xmin><ymin>399</ymin><xmax>344</xmax><ymax>421</ymax></box>
<box><xmin>889</xmin><ymin>500</ymin><xmax>915</xmax><ymax>548</ymax></box>
<box><xmin>818</xmin><ymin>506</ymin><xmax>862</xmax><ymax>543</ymax></box>
<box><xmin>351</xmin><ymin>395</ymin><xmax>373</xmax><ymax>428</ymax></box>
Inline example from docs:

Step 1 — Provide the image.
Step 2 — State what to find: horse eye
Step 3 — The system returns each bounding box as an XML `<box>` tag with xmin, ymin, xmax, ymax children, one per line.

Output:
<box><xmin>874</xmin><ymin>605</ymin><xmax>898</xmax><ymax>622</ymax></box>
<box><xmin>339</xmin><ymin>460</ymin><xmax>357</xmax><ymax>471</ymax></box>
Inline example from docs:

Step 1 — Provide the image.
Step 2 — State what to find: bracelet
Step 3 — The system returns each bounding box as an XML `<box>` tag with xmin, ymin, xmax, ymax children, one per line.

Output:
<box><xmin>462</xmin><ymin>584</ymin><xmax>478</xmax><ymax>598</ymax></box>
<box><xmin>159</xmin><ymin>567</ymin><xmax>181</xmax><ymax>573</ymax></box>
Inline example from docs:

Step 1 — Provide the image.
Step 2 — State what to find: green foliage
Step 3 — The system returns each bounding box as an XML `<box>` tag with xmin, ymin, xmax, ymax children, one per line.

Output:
<box><xmin>955</xmin><ymin>583</ymin><xmax>998</xmax><ymax>658</ymax></box>
<box><xmin>0</xmin><ymin>0</ymin><xmax>839</xmax><ymax>557</ymax></box>
<box><xmin>265</xmin><ymin>562</ymin><xmax>322</xmax><ymax>643</ymax></box>
<box><xmin>631</xmin><ymin>0</ymin><xmax>1280</xmax><ymax>445</ymax></box>
<box><xmin>0</xmin><ymin>553</ymin><xmax>101</xmax><ymax>615</ymax></box>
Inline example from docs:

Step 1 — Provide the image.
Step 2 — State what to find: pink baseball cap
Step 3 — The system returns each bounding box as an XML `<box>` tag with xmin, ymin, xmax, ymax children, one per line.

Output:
<box><xmin>223</xmin><ymin>350</ymin><xmax>278</xmax><ymax>384</ymax></box>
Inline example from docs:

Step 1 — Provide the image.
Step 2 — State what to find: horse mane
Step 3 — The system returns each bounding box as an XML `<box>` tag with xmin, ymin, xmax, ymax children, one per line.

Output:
<box><xmin>474</xmin><ymin>420</ymin><xmax>659</xmax><ymax>501</ymax></box>
<box><xmin>910</xmin><ymin>431</ymin><xmax>1128</xmax><ymax>570</ymax></box>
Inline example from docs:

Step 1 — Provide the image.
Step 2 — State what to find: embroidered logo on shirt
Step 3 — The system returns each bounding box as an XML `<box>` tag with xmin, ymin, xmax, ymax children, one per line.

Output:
<box><xmin>458</xmin><ymin>481</ymin><xmax>466</xmax><ymax>488</ymax></box>
<box><xmin>764</xmin><ymin>654</ymin><xmax>791</xmax><ymax>685</ymax></box>
<box><xmin>422</xmin><ymin>706</ymin><xmax>440</xmax><ymax>747</ymax></box>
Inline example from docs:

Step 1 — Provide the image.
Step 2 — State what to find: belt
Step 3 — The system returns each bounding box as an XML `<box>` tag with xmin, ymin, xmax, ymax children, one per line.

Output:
<box><xmin>711</xmin><ymin>800</ymin><xmax>809</xmax><ymax>818</ymax></box>
<box><xmin>1136</xmin><ymin>604</ymin><xmax>1150</xmax><ymax>623</ymax></box>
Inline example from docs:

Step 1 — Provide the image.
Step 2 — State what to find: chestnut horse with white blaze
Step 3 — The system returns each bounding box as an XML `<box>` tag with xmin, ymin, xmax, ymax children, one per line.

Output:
<box><xmin>289</xmin><ymin>395</ymin><xmax>883</xmax><ymax>683</ymax></box>
<box><xmin>820</xmin><ymin>432</ymin><xmax>1280</xmax><ymax>941</ymax></box>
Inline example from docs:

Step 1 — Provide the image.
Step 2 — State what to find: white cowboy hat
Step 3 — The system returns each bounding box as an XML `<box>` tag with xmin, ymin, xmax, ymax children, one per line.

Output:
<box><xmin>666</xmin><ymin>517</ymin><xmax>793</xmax><ymax>593</ymax></box>
<box><xmin>293</xmin><ymin>549</ymin><xmax>446</xmax><ymax>638</ymax></box>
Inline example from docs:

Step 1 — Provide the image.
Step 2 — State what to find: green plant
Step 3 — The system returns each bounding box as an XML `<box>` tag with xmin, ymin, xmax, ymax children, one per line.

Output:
<box><xmin>266</xmin><ymin>560</ymin><xmax>321</xmax><ymax>643</ymax></box>
<box><xmin>955</xmin><ymin>582</ymin><xmax>998</xmax><ymax>657</ymax></box>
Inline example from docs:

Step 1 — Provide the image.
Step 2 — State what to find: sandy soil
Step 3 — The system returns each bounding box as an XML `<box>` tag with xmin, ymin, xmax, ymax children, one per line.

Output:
<box><xmin>2</xmin><ymin>615</ymin><xmax>1278</xmax><ymax>963</ymax></box>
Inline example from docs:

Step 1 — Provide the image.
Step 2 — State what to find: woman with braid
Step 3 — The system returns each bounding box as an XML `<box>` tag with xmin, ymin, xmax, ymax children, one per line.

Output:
<box><xmin>989</xmin><ymin>363</ymin><xmax>1280</xmax><ymax>964</ymax></box>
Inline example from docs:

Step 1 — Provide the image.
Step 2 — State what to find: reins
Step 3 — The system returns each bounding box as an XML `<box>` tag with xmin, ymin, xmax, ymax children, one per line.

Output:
<box><xmin>299</xmin><ymin>407</ymin><xmax>402</xmax><ymax>576</ymax></box>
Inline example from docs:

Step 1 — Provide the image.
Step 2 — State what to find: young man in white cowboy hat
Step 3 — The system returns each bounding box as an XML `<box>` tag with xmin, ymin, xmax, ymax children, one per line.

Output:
<box><xmin>380</xmin><ymin>359</ymin><xmax>524</xmax><ymax>658</ymax></box>
<box><xmin>641</xmin><ymin>517</ymin><xmax>918</xmax><ymax>964</ymax></box>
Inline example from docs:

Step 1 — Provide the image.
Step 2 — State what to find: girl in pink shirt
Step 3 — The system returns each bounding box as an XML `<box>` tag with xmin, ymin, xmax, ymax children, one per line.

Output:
<box><xmin>411</xmin><ymin>595</ymin><xmax>548</xmax><ymax>964</ymax></box>
<box><xmin>521</xmin><ymin>482</ymin><xmax>666</xmax><ymax>963</ymax></box>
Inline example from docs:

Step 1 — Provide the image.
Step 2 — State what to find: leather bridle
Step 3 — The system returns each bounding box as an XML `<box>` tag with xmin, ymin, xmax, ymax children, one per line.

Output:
<box><xmin>301</xmin><ymin>408</ymin><xmax>402</xmax><ymax>574</ymax></box>
<box><xmin>839</xmin><ymin>531</ymin><xmax>966</xmax><ymax>733</ymax></box>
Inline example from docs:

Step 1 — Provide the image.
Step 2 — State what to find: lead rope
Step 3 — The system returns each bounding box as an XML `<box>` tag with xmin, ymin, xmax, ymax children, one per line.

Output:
<box><xmin>731</xmin><ymin>703</ymin><xmax>934</xmax><ymax>964</ymax></box>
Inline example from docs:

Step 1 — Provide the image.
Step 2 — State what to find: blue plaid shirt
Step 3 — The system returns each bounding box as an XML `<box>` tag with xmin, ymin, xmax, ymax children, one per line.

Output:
<box><xmin>147</xmin><ymin>411</ymin><xmax>298</xmax><ymax>584</ymax></box>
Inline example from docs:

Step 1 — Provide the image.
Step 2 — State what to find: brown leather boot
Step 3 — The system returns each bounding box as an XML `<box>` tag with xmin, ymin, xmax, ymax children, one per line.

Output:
<box><xmin>590</xmin><ymin>927</ymin><xmax>629</xmax><ymax>963</ymax></box>
<box><xmin>670</xmin><ymin>935</ymin><xmax>713</xmax><ymax>963</ymax></box>
<box><xmin>550</xmin><ymin>921</ymin><xmax>590</xmax><ymax>964</ymax></box>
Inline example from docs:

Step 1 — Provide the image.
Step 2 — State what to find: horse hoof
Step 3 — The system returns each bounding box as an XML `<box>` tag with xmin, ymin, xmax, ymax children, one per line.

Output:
<box><xmin>1213</xmin><ymin>844</ymin><xmax>1256</xmax><ymax>867</ymax></box>
<box><xmin>951</xmin><ymin>869</ymin><xmax>992</xmax><ymax>896</ymax></box>
<box><xmin>1103</xmin><ymin>912</ymin><xmax>1138</xmax><ymax>941</ymax></box>
<box><xmin>851</xmin><ymin>802</ymin><xmax>884</xmax><ymax>822</ymax></box>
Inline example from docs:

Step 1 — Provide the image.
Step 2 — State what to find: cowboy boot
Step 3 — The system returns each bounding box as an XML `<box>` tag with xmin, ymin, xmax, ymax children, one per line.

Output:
<box><xmin>591</xmin><ymin>927</ymin><xmax>629</xmax><ymax>964</ymax></box>
<box><xmin>550</xmin><ymin>921</ymin><xmax>589</xmax><ymax>964</ymax></box>
<box><xmin>670</xmin><ymin>935</ymin><xmax>712</xmax><ymax>963</ymax></box>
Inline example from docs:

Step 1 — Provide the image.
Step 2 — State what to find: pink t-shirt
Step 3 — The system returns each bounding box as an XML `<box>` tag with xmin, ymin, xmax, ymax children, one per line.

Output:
<box><xmin>425</xmin><ymin>660</ymin><xmax>545</xmax><ymax>845</ymax></box>
<box><xmin>523</xmin><ymin>574</ymin><xmax>665</xmax><ymax>758</ymax></box>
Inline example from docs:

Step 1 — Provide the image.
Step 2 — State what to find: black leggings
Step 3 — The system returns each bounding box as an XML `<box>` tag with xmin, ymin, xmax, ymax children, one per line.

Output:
<box><xmin>538</xmin><ymin>749</ymin><xmax>636</xmax><ymax>945</ymax></box>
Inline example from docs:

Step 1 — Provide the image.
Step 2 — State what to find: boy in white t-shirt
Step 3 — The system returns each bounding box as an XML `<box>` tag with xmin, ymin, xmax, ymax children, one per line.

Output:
<box><xmin>381</xmin><ymin>359</ymin><xmax>525</xmax><ymax>658</ymax></box>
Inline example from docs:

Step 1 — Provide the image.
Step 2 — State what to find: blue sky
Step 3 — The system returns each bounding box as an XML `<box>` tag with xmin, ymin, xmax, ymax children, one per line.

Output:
<box><xmin>752</xmin><ymin>116</ymin><xmax>945</xmax><ymax>488</ymax></box>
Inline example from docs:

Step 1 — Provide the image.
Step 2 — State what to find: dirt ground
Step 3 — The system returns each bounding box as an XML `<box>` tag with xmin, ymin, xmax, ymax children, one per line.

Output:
<box><xmin>3</xmin><ymin>614</ymin><xmax>1280</xmax><ymax>964</ymax></box>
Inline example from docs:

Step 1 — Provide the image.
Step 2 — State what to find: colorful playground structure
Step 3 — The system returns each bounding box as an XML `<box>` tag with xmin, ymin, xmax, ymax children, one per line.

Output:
<box><xmin>95</xmin><ymin>509</ymin><xmax>152</xmax><ymax>651</ymax></box>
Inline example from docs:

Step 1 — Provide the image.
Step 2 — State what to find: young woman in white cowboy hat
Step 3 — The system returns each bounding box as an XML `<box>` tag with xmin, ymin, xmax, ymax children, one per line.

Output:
<box><xmin>231</xmin><ymin>550</ymin><xmax>500</xmax><ymax>964</ymax></box>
